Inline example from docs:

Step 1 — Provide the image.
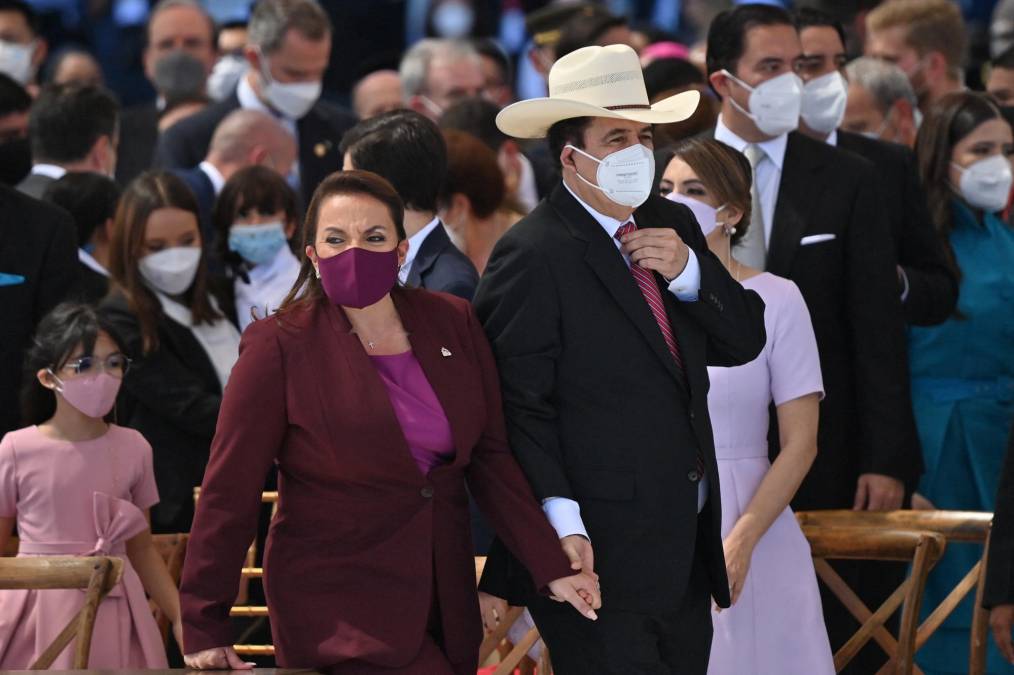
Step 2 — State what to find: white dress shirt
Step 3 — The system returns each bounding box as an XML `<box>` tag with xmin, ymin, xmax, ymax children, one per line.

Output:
<box><xmin>544</xmin><ymin>182</ymin><xmax>708</xmax><ymax>540</ymax></box>
<box><xmin>30</xmin><ymin>163</ymin><xmax>67</xmax><ymax>180</ymax></box>
<box><xmin>714</xmin><ymin>115</ymin><xmax>788</xmax><ymax>248</ymax></box>
<box><xmin>77</xmin><ymin>249</ymin><xmax>109</xmax><ymax>276</ymax></box>
<box><xmin>234</xmin><ymin>244</ymin><xmax>301</xmax><ymax>331</ymax></box>
<box><xmin>198</xmin><ymin>160</ymin><xmax>226</xmax><ymax>195</ymax></box>
<box><xmin>154</xmin><ymin>292</ymin><xmax>241</xmax><ymax>390</ymax></box>
<box><xmin>399</xmin><ymin>216</ymin><xmax>442</xmax><ymax>285</ymax></box>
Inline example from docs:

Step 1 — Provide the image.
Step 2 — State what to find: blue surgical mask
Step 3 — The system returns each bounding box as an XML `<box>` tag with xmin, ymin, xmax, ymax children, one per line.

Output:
<box><xmin>228</xmin><ymin>222</ymin><xmax>288</xmax><ymax>266</ymax></box>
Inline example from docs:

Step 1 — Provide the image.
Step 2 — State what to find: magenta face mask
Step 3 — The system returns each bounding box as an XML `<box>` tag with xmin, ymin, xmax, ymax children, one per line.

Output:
<box><xmin>316</xmin><ymin>246</ymin><xmax>400</xmax><ymax>309</ymax></box>
<box><xmin>50</xmin><ymin>371</ymin><xmax>121</xmax><ymax>418</ymax></box>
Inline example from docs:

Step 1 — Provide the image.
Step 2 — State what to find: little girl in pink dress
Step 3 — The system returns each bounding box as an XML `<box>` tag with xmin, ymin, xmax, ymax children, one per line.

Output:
<box><xmin>0</xmin><ymin>303</ymin><xmax>181</xmax><ymax>668</ymax></box>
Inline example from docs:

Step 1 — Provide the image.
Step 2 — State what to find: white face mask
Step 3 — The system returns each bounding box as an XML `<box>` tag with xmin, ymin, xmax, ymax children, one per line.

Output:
<box><xmin>0</xmin><ymin>39</ymin><xmax>35</xmax><ymax>85</ymax></box>
<box><xmin>259</xmin><ymin>52</ymin><xmax>321</xmax><ymax>119</ymax></box>
<box><xmin>722</xmin><ymin>70</ymin><xmax>803</xmax><ymax>137</ymax></box>
<box><xmin>566</xmin><ymin>143</ymin><xmax>656</xmax><ymax>208</ymax></box>
<box><xmin>139</xmin><ymin>246</ymin><xmax>203</xmax><ymax>296</ymax></box>
<box><xmin>951</xmin><ymin>155</ymin><xmax>1014</xmax><ymax>213</ymax></box>
<box><xmin>666</xmin><ymin>192</ymin><xmax>728</xmax><ymax>237</ymax></box>
<box><xmin>207</xmin><ymin>54</ymin><xmax>247</xmax><ymax>101</ymax></box>
<box><xmin>801</xmin><ymin>71</ymin><xmax>848</xmax><ymax>135</ymax></box>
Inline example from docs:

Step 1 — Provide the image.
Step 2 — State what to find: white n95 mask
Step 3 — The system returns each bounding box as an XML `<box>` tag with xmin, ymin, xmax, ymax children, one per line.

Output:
<box><xmin>567</xmin><ymin>143</ymin><xmax>656</xmax><ymax>208</ymax></box>
<box><xmin>139</xmin><ymin>246</ymin><xmax>202</xmax><ymax>296</ymax></box>
<box><xmin>952</xmin><ymin>155</ymin><xmax>1014</xmax><ymax>213</ymax></box>
<box><xmin>722</xmin><ymin>70</ymin><xmax>803</xmax><ymax>137</ymax></box>
<box><xmin>800</xmin><ymin>71</ymin><xmax>848</xmax><ymax>135</ymax></box>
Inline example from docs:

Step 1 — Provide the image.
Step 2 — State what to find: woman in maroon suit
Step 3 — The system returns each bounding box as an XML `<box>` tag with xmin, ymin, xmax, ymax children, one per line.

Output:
<box><xmin>179</xmin><ymin>170</ymin><xmax>600</xmax><ymax>674</ymax></box>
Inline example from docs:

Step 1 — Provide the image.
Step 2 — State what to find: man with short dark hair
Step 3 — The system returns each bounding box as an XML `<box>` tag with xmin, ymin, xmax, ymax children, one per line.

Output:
<box><xmin>17</xmin><ymin>83</ymin><xmax>119</xmax><ymax>199</ymax></box>
<box><xmin>0</xmin><ymin>0</ymin><xmax>46</xmax><ymax>94</ymax></box>
<box><xmin>707</xmin><ymin>6</ymin><xmax>922</xmax><ymax>672</ymax></box>
<box><xmin>476</xmin><ymin>43</ymin><xmax>766</xmax><ymax>674</ymax></box>
<box><xmin>156</xmin><ymin>0</ymin><xmax>356</xmax><ymax>207</ymax></box>
<box><xmin>987</xmin><ymin>45</ymin><xmax>1014</xmax><ymax>106</ymax></box>
<box><xmin>340</xmin><ymin>109</ymin><xmax>478</xmax><ymax>300</ymax></box>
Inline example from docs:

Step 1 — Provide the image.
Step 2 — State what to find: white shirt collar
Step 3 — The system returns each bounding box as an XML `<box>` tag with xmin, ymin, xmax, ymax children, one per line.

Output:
<box><xmin>562</xmin><ymin>178</ymin><xmax>634</xmax><ymax>240</ymax></box>
<box><xmin>31</xmin><ymin>163</ymin><xmax>67</xmax><ymax>180</ymax></box>
<box><xmin>400</xmin><ymin>216</ymin><xmax>442</xmax><ymax>283</ymax></box>
<box><xmin>714</xmin><ymin>115</ymin><xmax>788</xmax><ymax>171</ymax></box>
<box><xmin>77</xmin><ymin>249</ymin><xmax>109</xmax><ymax>277</ymax></box>
<box><xmin>199</xmin><ymin>161</ymin><xmax>226</xmax><ymax>195</ymax></box>
<box><xmin>826</xmin><ymin>129</ymin><xmax>838</xmax><ymax>147</ymax></box>
<box><xmin>246</xmin><ymin>242</ymin><xmax>300</xmax><ymax>284</ymax></box>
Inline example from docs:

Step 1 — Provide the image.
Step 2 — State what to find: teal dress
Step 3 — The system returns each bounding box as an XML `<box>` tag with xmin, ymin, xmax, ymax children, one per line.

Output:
<box><xmin>911</xmin><ymin>201</ymin><xmax>1014</xmax><ymax>675</ymax></box>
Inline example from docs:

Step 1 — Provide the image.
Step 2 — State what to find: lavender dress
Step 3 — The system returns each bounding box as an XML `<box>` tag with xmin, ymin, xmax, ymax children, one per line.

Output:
<box><xmin>707</xmin><ymin>273</ymin><xmax>834</xmax><ymax>675</ymax></box>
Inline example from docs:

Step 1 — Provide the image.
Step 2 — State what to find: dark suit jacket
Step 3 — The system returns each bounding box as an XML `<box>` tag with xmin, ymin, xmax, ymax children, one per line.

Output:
<box><xmin>100</xmin><ymin>291</ymin><xmax>223</xmax><ymax>534</ymax></box>
<box><xmin>0</xmin><ymin>186</ymin><xmax>77</xmax><ymax>435</ymax></box>
<box><xmin>475</xmin><ymin>184</ymin><xmax>767</xmax><ymax>613</ymax></box>
<box><xmin>406</xmin><ymin>222</ymin><xmax>478</xmax><ymax>301</ymax></box>
<box><xmin>15</xmin><ymin>172</ymin><xmax>56</xmax><ymax>200</ymax></box>
<box><xmin>984</xmin><ymin>419</ymin><xmax>1014</xmax><ymax>608</ymax></box>
<box><xmin>761</xmin><ymin>131</ymin><xmax>922</xmax><ymax>508</ymax></box>
<box><xmin>836</xmin><ymin>131</ymin><xmax>958</xmax><ymax>326</ymax></box>
<box><xmin>70</xmin><ymin>261</ymin><xmax>110</xmax><ymax>306</ymax></box>
<box><xmin>153</xmin><ymin>92</ymin><xmax>357</xmax><ymax>207</ymax></box>
<box><xmin>171</xmin><ymin>165</ymin><xmax>216</xmax><ymax>246</ymax></box>
<box><xmin>116</xmin><ymin>102</ymin><xmax>160</xmax><ymax>187</ymax></box>
<box><xmin>179</xmin><ymin>288</ymin><xmax>574</xmax><ymax>672</ymax></box>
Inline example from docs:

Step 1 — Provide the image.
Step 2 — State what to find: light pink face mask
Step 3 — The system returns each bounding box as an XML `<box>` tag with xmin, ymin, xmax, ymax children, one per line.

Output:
<box><xmin>50</xmin><ymin>371</ymin><xmax>121</xmax><ymax>418</ymax></box>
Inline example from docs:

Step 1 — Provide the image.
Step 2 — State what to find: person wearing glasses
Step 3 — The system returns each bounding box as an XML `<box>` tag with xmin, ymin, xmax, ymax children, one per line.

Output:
<box><xmin>0</xmin><ymin>303</ymin><xmax>184</xmax><ymax>668</ymax></box>
<box><xmin>101</xmin><ymin>171</ymin><xmax>241</xmax><ymax>534</ymax></box>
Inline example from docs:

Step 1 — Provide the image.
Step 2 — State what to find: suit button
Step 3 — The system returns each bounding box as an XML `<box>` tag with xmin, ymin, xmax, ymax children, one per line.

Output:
<box><xmin>687</xmin><ymin>470</ymin><xmax>701</xmax><ymax>483</ymax></box>
<box><xmin>689</xmin><ymin>410</ymin><xmax>696</xmax><ymax>420</ymax></box>
<box><xmin>421</xmin><ymin>486</ymin><xmax>434</xmax><ymax>498</ymax></box>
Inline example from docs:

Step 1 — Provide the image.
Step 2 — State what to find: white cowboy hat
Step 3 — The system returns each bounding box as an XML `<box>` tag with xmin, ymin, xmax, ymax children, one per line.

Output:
<box><xmin>496</xmin><ymin>44</ymin><xmax>700</xmax><ymax>139</ymax></box>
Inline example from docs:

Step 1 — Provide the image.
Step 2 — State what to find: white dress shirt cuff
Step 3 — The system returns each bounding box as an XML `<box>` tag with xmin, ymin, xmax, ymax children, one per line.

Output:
<box><xmin>542</xmin><ymin>497</ymin><xmax>589</xmax><ymax>540</ymax></box>
<box><xmin>667</xmin><ymin>249</ymin><xmax>701</xmax><ymax>301</ymax></box>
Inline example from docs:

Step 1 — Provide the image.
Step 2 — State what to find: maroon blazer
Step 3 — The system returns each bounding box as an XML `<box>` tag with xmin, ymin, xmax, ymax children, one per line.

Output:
<box><xmin>179</xmin><ymin>287</ymin><xmax>574</xmax><ymax>672</ymax></box>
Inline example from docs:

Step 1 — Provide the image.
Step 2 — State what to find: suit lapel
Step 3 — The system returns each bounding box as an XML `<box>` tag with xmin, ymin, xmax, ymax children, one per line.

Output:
<box><xmin>549</xmin><ymin>185</ymin><xmax>686</xmax><ymax>388</ymax></box>
<box><xmin>297</xmin><ymin>109</ymin><xmax>337</xmax><ymax>203</ymax></box>
<box><xmin>767</xmin><ymin>133</ymin><xmax>825</xmax><ymax>275</ymax></box>
<box><xmin>405</xmin><ymin>222</ymin><xmax>447</xmax><ymax>288</ymax></box>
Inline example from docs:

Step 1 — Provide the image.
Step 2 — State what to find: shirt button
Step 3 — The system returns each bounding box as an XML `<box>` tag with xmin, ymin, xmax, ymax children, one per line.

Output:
<box><xmin>688</xmin><ymin>470</ymin><xmax>701</xmax><ymax>483</ymax></box>
<box><xmin>421</xmin><ymin>486</ymin><xmax>434</xmax><ymax>498</ymax></box>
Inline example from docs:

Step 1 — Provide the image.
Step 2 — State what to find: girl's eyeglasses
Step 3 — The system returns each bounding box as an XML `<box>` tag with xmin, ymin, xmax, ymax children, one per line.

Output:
<box><xmin>58</xmin><ymin>354</ymin><xmax>132</xmax><ymax>377</ymax></box>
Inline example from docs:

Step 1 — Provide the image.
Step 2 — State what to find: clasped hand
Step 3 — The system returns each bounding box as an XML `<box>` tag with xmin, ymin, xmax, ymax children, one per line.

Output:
<box><xmin>619</xmin><ymin>228</ymin><xmax>689</xmax><ymax>281</ymax></box>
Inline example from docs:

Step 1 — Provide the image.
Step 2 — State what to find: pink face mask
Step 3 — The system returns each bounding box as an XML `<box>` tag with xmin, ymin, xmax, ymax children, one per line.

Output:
<box><xmin>316</xmin><ymin>247</ymin><xmax>400</xmax><ymax>309</ymax></box>
<box><xmin>50</xmin><ymin>371</ymin><xmax>121</xmax><ymax>418</ymax></box>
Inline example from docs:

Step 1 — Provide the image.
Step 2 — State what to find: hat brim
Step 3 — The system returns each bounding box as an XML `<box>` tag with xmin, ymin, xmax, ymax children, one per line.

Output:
<box><xmin>496</xmin><ymin>90</ymin><xmax>700</xmax><ymax>139</ymax></box>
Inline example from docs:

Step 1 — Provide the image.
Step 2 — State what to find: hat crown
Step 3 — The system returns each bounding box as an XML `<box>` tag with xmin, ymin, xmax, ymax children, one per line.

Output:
<box><xmin>547</xmin><ymin>44</ymin><xmax>649</xmax><ymax>109</ymax></box>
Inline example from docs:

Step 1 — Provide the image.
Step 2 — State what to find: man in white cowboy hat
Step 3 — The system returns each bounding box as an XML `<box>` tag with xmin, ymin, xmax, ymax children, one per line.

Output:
<box><xmin>474</xmin><ymin>43</ymin><xmax>767</xmax><ymax>674</ymax></box>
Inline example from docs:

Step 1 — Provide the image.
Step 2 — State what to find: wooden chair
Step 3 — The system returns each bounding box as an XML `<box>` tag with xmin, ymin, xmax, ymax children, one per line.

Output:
<box><xmin>474</xmin><ymin>557</ymin><xmax>552</xmax><ymax>675</ymax></box>
<box><xmin>150</xmin><ymin>533</ymin><xmax>189</xmax><ymax>644</ymax></box>
<box><xmin>798</xmin><ymin>520</ymin><xmax>946</xmax><ymax>675</ymax></box>
<box><xmin>0</xmin><ymin>556</ymin><xmax>123</xmax><ymax>669</ymax></box>
<box><xmin>797</xmin><ymin>510</ymin><xmax>993</xmax><ymax>674</ymax></box>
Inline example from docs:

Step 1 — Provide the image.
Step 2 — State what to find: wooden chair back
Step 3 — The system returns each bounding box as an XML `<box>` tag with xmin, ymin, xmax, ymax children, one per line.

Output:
<box><xmin>475</xmin><ymin>557</ymin><xmax>552</xmax><ymax>675</ymax></box>
<box><xmin>798</xmin><ymin>521</ymin><xmax>946</xmax><ymax>675</ymax></box>
<box><xmin>150</xmin><ymin>533</ymin><xmax>189</xmax><ymax>643</ymax></box>
<box><xmin>0</xmin><ymin>556</ymin><xmax>124</xmax><ymax>669</ymax></box>
<box><xmin>798</xmin><ymin>510</ymin><xmax>993</xmax><ymax>674</ymax></box>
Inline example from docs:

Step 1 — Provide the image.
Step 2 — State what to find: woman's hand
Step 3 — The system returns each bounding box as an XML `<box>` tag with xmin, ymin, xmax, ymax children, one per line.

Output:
<box><xmin>548</xmin><ymin>571</ymin><xmax>601</xmax><ymax>620</ymax></box>
<box><xmin>991</xmin><ymin>605</ymin><xmax>1014</xmax><ymax>663</ymax></box>
<box><xmin>183</xmin><ymin>646</ymin><xmax>255</xmax><ymax>670</ymax></box>
<box><xmin>912</xmin><ymin>492</ymin><xmax>936</xmax><ymax>510</ymax></box>
<box><xmin>722</xmin><ymin>529</ymin><xmax>757</xmax><ymax>607</ymax></box>
<box><xmin>478</xmin><ymin>591</ymin><xmax>509</xmax><ymax>633</ymax></box>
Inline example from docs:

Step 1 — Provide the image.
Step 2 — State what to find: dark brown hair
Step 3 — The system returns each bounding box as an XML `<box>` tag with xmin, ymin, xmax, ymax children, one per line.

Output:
<box><xmin>669</xmin><ymin>137</ymin><xmax>753</xmax><ymax>245</ymax></box>
<box><xmin>915</xmin><ymin>91</ymin><xmax>1007</xmax><ymax>279</ymax></box>
<box><xmin>108</xmin><ymin>171</ymin><xmax>220</xmax><ymax>353</ymax></box>
<box><xmin>213</xmin><ymin>165</ymin><xmax>299</xmax><ymax>267</ymax></box>
<box><xmin>440</xmin><ymin>129</ymin><xmax>505</xmax><ymax>219</ymax></box>
<box><xmin>278</xmin><ymin>170</ymin><xmax>406</xmax><ymax>314</ymax></box>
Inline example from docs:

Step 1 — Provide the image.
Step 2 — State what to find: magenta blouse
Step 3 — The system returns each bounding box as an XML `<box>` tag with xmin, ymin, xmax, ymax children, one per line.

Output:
<box><xmin>369</xmin><ymin>351</ymin><xmax>455</xmax><ymax>475</ymax></box>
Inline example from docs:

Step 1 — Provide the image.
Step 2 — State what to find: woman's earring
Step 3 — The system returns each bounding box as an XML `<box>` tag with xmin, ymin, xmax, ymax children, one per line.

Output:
<box><xmin>314</xmin><ymin>265</ymin><xmax>320</xmax><ymax>279</ymax></box>
<box><xmin>721</xmin><ymin>222</ymin><xmax>737</xmax><ymax>237</ymax></box>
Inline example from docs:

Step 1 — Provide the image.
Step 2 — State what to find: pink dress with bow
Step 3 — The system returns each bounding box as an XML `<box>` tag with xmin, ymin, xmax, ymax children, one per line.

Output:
<box><xmin>0</xmin><ymin>424</ymin><xmax>167</xmax><ymax>669</ymax></box>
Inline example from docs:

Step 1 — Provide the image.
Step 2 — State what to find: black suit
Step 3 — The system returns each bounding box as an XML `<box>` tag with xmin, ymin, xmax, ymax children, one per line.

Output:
<box><xmin>835</xmin><ymin>131</ymin><xmax>958</xmax><ymax>326</ymax></box>
<box><xmin>116</xmin><ymin>102</ymin><xmax>160</xmax><ymax>187</ymax></box>
<box><xmin>100</xmin><ymin>292</ymin><xmax>223</xmax><ymax>534</ymax></box>
<box><xmin>171</xmin><ymin>165</ymin><xmax>217</xmax><ymax>246</ymax></box>
<box><xmin>405</xmin><ymin>222</ymin><xmax>478</xmax><ymax>300</ymax></box>
<box><xmin>0</xmin><ymin>186</ymin><xmax>77</xmax><ymax>435</ymax></box>
<box><xmin>475</xmin><ymin>184</ymin><xmax>766</xmax><ymax>673</ymax></box>
<box><xmin>153</xmin><ymin>91</ymin><xmax>357</xmax><ymax>207</ymax></box>
<box><xmin>984</xmin><ymin>419</ymin><xmax>1014</xmax><ymax>609</ymax></box>
<box><xmin>70</xmin><ymin>262</ymin><xmax>110</xmax><ymax>306</ymax></box>
<box><xmin>15</xmin><ymin>172</ymin><xmax>56</xmax><ymax>200</ymax></box>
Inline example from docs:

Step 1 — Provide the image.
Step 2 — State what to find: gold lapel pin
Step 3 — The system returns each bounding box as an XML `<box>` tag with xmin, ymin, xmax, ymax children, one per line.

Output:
<box><xmin>314</xmin><ymin>141</ymin><xmax>330</xmax><ymax>158</ymax></box>
<box><xmin>441</xmin><ymin>347</ymin><xmax>452</xmax><ymax>357</ymax></box>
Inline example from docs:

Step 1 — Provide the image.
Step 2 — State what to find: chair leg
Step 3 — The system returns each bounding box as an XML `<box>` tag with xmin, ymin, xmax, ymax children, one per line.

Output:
<box><xmin>31</xmin><ymin>559</ymin><xmax>112</xmax><ymax>669</ymax></box>
<box><xmin>969</xmin><ymin>533</ymin><xmax>992</xmax><ymax>675</ymax></box>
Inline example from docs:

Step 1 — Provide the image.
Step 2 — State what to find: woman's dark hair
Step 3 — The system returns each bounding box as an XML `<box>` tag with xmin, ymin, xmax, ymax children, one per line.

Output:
<box><xmin>20</xmin><ymin>302</ymin><xmax>127</xmax><ymax>426</ymax></box>
<box><xmin>439</xmin><ymin>129</ymin><xmax>505</xmax><ymax>218</ymax></box>
<box><xmin>915</xmin><ymin>91</ymin><xmax>1007</xmax><ymax>279</ymax></box>
<box><xmin>212</xmin><ymin>165</ymin><xmax>299</xmax><ymax>271</ymax></box>
<box><xmin>108</xmin><ymin>170</ymin><xmax>220</xmax><ymax>353</ymax></box>
<box><xmin>278</xmin><ymin>170</ymin><xmax>406</xmax><ymax>314</ymax></box>
<box><xmin>668</xmin><ymin>137</ymin><xmax>753</xmax><ymax>246</ymax></box>
<box><xmin>42</xmin><ymin>172</ymin><xmax>121</xmax><ymax>248</ymax></box>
